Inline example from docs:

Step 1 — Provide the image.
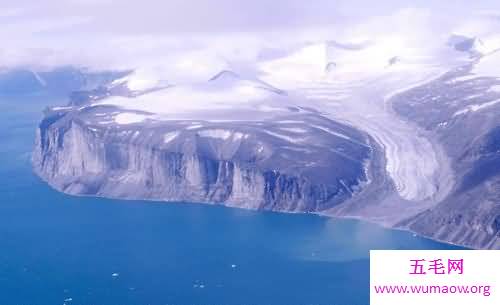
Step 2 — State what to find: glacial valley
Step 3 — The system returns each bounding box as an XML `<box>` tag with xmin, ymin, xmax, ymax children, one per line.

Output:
<box><xmin>28</xmin><ymin>35</ymin><xmax>500</xmax><ymax>249</ymax></box>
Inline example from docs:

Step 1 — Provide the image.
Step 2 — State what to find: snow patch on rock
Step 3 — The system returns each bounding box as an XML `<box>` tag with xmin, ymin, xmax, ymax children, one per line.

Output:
<box><xmin>114</xmin><ymin>113</ymin><xmax>150</xmax><ymax>124</ymax></box>
<box><xmin>163</xmin><ymin>131</ymin><xmax>179</xmax><ymax>143</ymax></box>
<box><xmin>198</xmin><ymin>129</ymin><xmax>246</xmax><ymax>141</ymax></box>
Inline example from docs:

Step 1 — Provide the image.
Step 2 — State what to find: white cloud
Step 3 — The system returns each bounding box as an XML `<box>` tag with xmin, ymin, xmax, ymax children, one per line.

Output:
<box><xmin>0</xmin><ymin>1</ymin><xmax>499</xmax><ymax>75</ymax></box>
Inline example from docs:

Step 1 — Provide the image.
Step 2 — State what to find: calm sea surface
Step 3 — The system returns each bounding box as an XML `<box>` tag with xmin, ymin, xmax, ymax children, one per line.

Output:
<box><xmin>0</xmin><ymin>93</ymin><xmax>460</xmax><ymax>305</ymax></box>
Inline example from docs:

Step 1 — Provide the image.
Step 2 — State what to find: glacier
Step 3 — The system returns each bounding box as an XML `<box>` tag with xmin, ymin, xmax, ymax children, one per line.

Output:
<box><xmin>31</xmin><ymin>32</ymin><xmax>500</xmax><ymax>249</ymax></box>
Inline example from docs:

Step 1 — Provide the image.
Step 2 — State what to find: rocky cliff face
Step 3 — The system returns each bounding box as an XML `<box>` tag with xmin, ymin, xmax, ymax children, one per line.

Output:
<box><xmin>33</xmin><ymin>105</ymin><xmax>373</xmax><ymax>213</ymax></box>
<box><xmin>393</xmin><ymin>66</ymin><xmax>500</xmax><ymax>249</ymax></box>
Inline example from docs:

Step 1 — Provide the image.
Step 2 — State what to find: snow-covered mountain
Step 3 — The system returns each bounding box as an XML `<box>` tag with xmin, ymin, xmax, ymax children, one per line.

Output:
<box><xmin>31</xmin><ymin>30</ymin><xmax>500</xmax><ymax>249</ymax></box>
<box><xmin>34</xmin><ymin>69</ymin><xmax>373</xmax><ymax>213</ymax></box>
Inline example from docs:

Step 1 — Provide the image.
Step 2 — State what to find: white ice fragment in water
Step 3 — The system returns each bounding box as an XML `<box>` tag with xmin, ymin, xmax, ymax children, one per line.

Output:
<box><xmin>112</xmin><ymin>273</ymin><xmax>119</xmax><ymax>277</ymax></box>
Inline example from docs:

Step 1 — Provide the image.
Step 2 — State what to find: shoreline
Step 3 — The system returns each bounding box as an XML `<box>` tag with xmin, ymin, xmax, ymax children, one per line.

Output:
<box><xmin>32</xmin><ymin>164</ymin><xmax>478</xmax><ymax>250</ymax></box>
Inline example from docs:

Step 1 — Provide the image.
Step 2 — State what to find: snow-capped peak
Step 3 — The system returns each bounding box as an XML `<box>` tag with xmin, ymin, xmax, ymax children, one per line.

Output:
<box><xmin>110</xmin><ymin>69</ymin><xmax>170</xmax><ymax>93</ymax></box>
<box><xmin>208</xmin><ymin>70</ymin><xmax>240</xmax><ymax>82</ymax></box>
<box><xmin>207</xmin><ymin>70</ymin><xmax>285</xmax><ymax>95</ymax></box>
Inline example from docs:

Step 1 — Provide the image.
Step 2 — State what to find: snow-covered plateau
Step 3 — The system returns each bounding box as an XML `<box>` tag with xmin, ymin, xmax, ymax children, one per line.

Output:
<box><xmin>31</xmin><ymin>32</ymin><xmax>500</xmax><ymax>249</ymax></box>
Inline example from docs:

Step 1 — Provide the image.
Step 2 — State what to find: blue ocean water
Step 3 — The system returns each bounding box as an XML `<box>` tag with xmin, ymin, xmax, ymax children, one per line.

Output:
<box><xmin>0</xmin><ymin>93</ymin><xmax>461</xmax><ymax>305</ymax></box>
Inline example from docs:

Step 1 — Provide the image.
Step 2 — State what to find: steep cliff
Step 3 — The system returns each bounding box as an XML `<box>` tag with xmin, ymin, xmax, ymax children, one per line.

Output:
<box><xmin>33</xmin><ymin>105</ymin><xmax>373</xmax><ymax>213</ymax></box>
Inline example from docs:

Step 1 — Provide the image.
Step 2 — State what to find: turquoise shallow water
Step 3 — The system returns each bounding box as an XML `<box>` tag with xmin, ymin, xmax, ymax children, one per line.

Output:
<box><xmin>0</xmin><ymin>93</ymin><xmax>460</xmax><ymax>305</ymax></box>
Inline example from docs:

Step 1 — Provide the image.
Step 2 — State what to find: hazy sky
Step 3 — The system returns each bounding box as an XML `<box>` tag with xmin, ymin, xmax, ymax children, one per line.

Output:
<box><xmin>1</xmin><ymin>0</ymin><xmax>499</xmax><ymax>70</ymax></box>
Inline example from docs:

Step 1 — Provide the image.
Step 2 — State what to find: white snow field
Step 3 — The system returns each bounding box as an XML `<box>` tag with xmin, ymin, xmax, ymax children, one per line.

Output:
<box><xmin>96</xmin><ymin>70</ymin><xmax>290</xmax><ymax>121</ymax></box>
<box><xmin>114</xmin><ymin>113</ymin><xmax>151</xmax><ymax>124</ymax></box>
<box><xmin>471</xmin><ymin>49</ymin><xmax>500</xmax><ymax>78</ymax></box>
